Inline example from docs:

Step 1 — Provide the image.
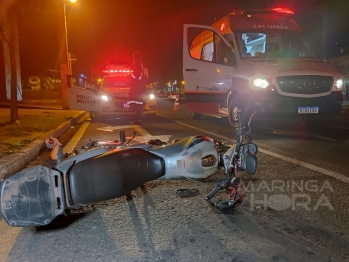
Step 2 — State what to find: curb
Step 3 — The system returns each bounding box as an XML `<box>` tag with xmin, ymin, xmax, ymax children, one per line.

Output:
<box><xmin>0</xmin><ymin>102</ymin><xmax>63</xmax><ymax>110</ymax></box>
<box><xmin>0</xmin><ymin>111</ymin><xmax>87</xmax><ymax>180</ymax></box>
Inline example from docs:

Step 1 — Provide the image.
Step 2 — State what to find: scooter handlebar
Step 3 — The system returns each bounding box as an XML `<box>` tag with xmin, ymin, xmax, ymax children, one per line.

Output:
<box><xmin>205</xmin><ymin>179</ymin><xmax>227</xmax><ymax>201</ymax></box>
<box><xmin>205</xmin><ymin>186</ymin><xmax>221</xmax><ymax>201</ymax></box>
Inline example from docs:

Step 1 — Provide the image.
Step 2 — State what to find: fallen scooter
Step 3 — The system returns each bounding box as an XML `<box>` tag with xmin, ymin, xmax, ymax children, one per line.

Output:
<box><xmin>0</xmin><ymin>110</ymin><xmax>257</xmax><ymax>227</ymax></box>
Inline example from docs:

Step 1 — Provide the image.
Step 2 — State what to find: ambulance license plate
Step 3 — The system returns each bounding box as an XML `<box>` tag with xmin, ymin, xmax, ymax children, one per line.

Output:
<box><xmin>298</xmin><ymin>106</ymin><xmax>319</xmax><ymax>114</ymax></box>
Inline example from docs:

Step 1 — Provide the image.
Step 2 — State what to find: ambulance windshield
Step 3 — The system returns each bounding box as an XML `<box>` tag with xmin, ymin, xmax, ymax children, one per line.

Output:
<box><xmin>236</xmin><ymin>30</ymin><xmax>320</xmax><ymax>60</ymax></box>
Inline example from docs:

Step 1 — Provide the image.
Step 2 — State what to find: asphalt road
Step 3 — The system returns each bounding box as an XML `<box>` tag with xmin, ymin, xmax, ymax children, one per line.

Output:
<box><xmin>1</xmin><ymin>99</ymin><xmax>349</xmax><ymax>262</ymax></box>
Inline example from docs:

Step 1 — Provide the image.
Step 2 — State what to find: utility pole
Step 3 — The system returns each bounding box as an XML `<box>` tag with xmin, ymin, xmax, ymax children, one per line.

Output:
<box><xmin>58</xmin><ymin>0</ymin><xmax>74</xmax><ymax>109</ymax></box>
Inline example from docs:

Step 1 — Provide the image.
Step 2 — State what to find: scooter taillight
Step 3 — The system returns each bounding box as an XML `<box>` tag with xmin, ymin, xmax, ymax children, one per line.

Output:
<box><xmin>196</xmin><ymin>135</ymin><xmax>212</xmax><ymax>141</ymax></box>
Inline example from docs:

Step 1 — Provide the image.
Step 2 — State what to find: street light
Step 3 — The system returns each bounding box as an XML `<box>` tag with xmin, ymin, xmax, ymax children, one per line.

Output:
<box><xmin>64</xmin><ymin>0</ymin><xmax>76</xmax><ymax>75</ymax></box>
<box><xmin>59</xmin><ymin>0</ymin><xmax>76</xmax><ymax>109</ymax></box>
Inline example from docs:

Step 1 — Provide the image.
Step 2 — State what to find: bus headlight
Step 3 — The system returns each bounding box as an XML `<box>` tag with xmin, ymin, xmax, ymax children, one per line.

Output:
<box><xmin>333</xmin><ymin>76</ymin><xmax>344</xmax><ymax>91</ymax></box>
<box><xmin>251</xmin><ymin>77</ymin><xmax>270</xmax><ymax>89</ymax></box>
<box><xmin>101</xmin><ymin>94</ymin><xmax>112</xmax><ymax>101</ymax></box>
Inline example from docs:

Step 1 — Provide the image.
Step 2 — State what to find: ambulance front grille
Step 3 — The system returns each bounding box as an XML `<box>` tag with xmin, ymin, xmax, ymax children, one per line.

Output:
<box><xmin>277</xmin><ymin>75</ymin><xmax>333</xmax><ymax>94</ymax></box>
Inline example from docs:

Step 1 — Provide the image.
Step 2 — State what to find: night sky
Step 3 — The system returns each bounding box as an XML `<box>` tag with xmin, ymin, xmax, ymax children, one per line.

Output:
<box><xmin>14</xmin><ymin>0</ymin><xmax>349</xmax><ymax>85</ymax></box>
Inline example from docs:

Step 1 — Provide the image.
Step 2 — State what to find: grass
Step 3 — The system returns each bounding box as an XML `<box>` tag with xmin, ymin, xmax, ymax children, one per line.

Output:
<box><xmin>0</xmin><ymin>110</ymin><xmax>79</xmax><ymax>158</ymax></box>
<box><xmin>6</xmin><ymin>139</ymin><xmax>33</xmax><ymax>154</ymax></box>
<box><xmin>0</xmin><ymin>114</ymin><xmax>71</xmax><ymax>133</ymax></box>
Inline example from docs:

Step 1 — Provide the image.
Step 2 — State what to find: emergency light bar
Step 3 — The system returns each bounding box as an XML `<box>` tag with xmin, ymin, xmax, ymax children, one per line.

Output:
<box><xmin>102</xmin><ymin>69</ymin><xmax>132</xmax><ymax>73</ymax></box>
<box><xmin>102</xmin><ymin>64</ymin><xmax>133</xmax><ymax>77</ymax></box>
<box><xmin>271</xmin><ymin>7</ymin><xmax>294</xmax><ymax>15</ymax></box>
<box><xmin>230</xmin><ymin>7</ymin><xmax>295</xmax><ymax>16</ymax></box>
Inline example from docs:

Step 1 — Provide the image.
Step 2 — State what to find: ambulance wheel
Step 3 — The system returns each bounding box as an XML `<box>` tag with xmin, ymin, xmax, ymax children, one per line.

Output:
<box><xmin>90</xmin><ymin>111</ymin><xmax>101</xmax><ymax>122</ymax></box>
<box><xmin>228</xmin><ymin>98</ymin><xmax>244</xmax><ymax>128</ymax></box>
<box><xmin>192</xmin><ymin>112</ymin><xmax>201</xmax><ymax>119</ymax></box>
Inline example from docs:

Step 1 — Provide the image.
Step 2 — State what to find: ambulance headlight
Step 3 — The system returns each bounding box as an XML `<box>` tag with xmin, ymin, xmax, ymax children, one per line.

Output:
<box><xmin>101</xmin><ymin>94</ymin><xmax>112</xmax><ymax>101</ymax></box>
<box><xmin>251</xmin><ymin>77</ymin><xmax>270</xmax><ymax>89</ymax></box>
<box><xmin>333</xmin><ymin>76</ymin><xmax>344</xmax><ymax>91</ymax></box>
<box><xmin>148</xmin><ymin>93</ymin><xmax>155</xmax><ymax>100</ymax></box>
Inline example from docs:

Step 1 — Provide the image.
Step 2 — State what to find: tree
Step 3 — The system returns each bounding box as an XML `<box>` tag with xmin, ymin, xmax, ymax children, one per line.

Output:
<box><xmin>9</xmin><ymin>6</ymin><xmax>19</xmax><ymax>122</ymax></box>
<box><xmin>0</xmin><ymin>0</ymin><xmax>57</xmax><ymax>123</ymax></box>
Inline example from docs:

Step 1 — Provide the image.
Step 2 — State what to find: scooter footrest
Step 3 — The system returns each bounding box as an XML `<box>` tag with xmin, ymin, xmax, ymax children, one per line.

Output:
<box><xmin>0</xmin><ymin>166</ymin><xmax>65</xmax><ymax>227</ymax></box>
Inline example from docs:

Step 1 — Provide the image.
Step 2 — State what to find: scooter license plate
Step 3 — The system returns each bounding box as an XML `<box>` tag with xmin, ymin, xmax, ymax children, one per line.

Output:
<box><xmin>298</xmin><ymin>106</ymin><xmax>319</xmax><ymax>114</ymax></box>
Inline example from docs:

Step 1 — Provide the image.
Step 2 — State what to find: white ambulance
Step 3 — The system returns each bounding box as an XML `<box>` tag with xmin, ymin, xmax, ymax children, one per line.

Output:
<box><xmin>183</xmin><ymin>7</ymin><xmax>344</xmax><ymax>128</ymax></box>
<box><xmin>67</xmin><ymin>64</ymin><xmax>157</xmax><ymax>122</ymax></box>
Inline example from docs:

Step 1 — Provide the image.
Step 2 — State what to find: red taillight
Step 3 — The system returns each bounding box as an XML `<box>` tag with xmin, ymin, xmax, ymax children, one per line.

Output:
<box><xmin>272</xmin><ymin>7</ymin><xmax>294</xmax><ymax>15</ymax></box>
<box><xmin>196</xmin><ymin>135</ymin><xmax>213</xmax><ymax>142</ymax></box>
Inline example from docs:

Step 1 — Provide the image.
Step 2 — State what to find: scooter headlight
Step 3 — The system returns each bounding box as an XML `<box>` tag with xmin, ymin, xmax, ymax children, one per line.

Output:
<box><xmin>149</xmin><ymin>93</ymin><xmax>155</xmax><ymax>100</ymax></box>
<box><xmin>201</xmin><ymin>154</ymin><xmax>217</xmax><ymax>167</ymax></box>
<box><xmin>248</xmin><ymin>143</ymin><xmax>258</xmax><ymax>155</ymax></box>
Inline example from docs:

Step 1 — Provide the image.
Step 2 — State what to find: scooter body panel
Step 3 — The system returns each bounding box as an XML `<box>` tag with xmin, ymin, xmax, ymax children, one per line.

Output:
<box><xmin>0</xmin><ymin>166</ymin><xmax>65</xmax><ymax>227</ymax></box>
<box><xmin>150</xmin><ymin>136</ymin><xmax>219</xmax><ymax>180</ymax></box>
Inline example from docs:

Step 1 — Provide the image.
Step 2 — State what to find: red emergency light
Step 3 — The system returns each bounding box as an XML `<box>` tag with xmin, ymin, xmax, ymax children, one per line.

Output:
<box><xmin>272</xmin><ymin>7</ymin><xmax>295</xmax><ymax>15</ymax></box>
<box><xmin>102</xmin><ymin>64</ymin><xmax>133</xmax><ymax>77</ymax></box>
<box><xmin>233</xmin><ymin>7</ymin><xmax>295</xmax><ymax>16</ymax></box>
<box><xmin>220</xmin><ymin>22</ymin><xmax>227</xmax><ymax>32</ymax></box>
<box><xmin>103</xmin><ymin>69</ymin><xmax>132</xmax><ymax>73</ymax></box>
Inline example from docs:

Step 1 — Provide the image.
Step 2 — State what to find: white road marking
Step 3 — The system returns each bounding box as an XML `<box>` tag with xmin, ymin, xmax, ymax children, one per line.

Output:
<box><xmin>257</xmin><ymin>126</ymin><xmax>337</xmax><ymax>142</ymax></box>
<box><xmin>97</xmin><ymin>125</ymin><xmax>171</xmax><ymax>144</ymax></box>
<box><xmin>64</xmin><ymin>122</ymin><xmax>91</xmax><ymax>154</ymax></box>
<box><xmin>97</xmin><ymin>125</ymin><xmax>141</xmax><ymax>132</ymax></box>
<box><xmin>133</xmin><ymin>126</ymin><xmax>151</xmax><ymax>136</ymax></box>
<box><xmin>171</xmin><ymin>119</ymin><xmax>349</xmax><ymax>184</ymax></box>
<box><xmin>132</xmin><ymin>135</ymin><xmax>172</xmax><ymax>144</ymax></box>
<box><xmin>0</xmin><ymin>219</ymin><xmax>22</xmax><ymax>262</ymax></box>
<box><xmin>257</xmin><ymin>148</ymin><xmax>349</xmax><ymax>183</ymax></box>
<box><xmin>328</xmin><ymin>125</ymin><xmax>349</xmax><ymax>130</ymax></box>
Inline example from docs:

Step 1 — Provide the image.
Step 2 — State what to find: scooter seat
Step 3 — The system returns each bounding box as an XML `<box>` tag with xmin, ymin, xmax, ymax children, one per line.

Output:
<box><xmin>68</xmin><ymin>148</ymin><xmax>165</xmax><ymax>205</ymax></box>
